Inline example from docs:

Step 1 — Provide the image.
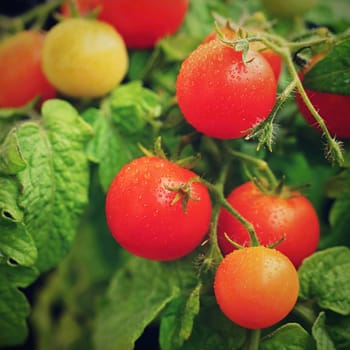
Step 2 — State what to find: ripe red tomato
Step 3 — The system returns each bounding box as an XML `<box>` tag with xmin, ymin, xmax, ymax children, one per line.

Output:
<box><xmin>296</xmin><ymin>54</ymin><xmax>350</xmax><ymax>139</ymax></box>
<box><xmin>0</xmin><ymin>30</ymin><xmax>56</xmax><ymax>108</ymax></box>
<box><xmin>61</xmin><ymin>0</ymin><xmax>189</xmax><ymax>49</ymax></box>
<box><xmin>217</xmin><ymin>181</ymin><xmax>320</xmax><ymax>268</ymax></box>
<box><xmin>176</xmin><ymin>40</ymin><xmax>277</xmax><ymax>139</ymax></box>
<box><xmin>203</xmin><ymin>26</ymin><xmax>282</xmax><ymax>80</ymax></box>
<box><xmin>105</xmin><ymin>156</ymin><xmax>212</xmax><ymax>261</ymax></box>
<box><xmin>214</xmin><ymin>246</ymin><xmax>299</xmax><ymax>329</ymax></box>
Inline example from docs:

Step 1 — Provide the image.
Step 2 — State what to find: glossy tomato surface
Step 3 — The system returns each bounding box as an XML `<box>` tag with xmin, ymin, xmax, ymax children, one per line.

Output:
<box><xmin>0</xmin><ymin>30</ymin><xmax>56</xmax><ymax>108</ymax></box>
<box><xmin>105</xmin><ymin>156</ymin><xmax>212</xmax><ymax>261</ymax></box>
<box><xmin>203</xmin><ymin>26</ymin><xmax>282</xmax><ymax>80</ymax></box>
<box><xmin>296</xmin><ymin>54</ymin><xmax>350</xmax><ymax>139</ymax></box>
<box><xmin>214</xmin><ymin>246</ymin><xmax>299</xmax><ymax>329</ymax></box>
<box><xmin>61</xmin><ymin>0</ymin><xmax>189</xmax><ymax>49</ymax></box>
<box><xmin>217</xmin><ymin>181</ymin><xmax>320</xmax><ymax>268</ymax></box>
<box><xmin>42</xmin><ymin>18</ymin><xmax>128</xmax><ymax>98</ymax></box>
<box><xmin>176</xmin><ymin>40</ymin><xmax>277</xmax><ymax>139</ymax></box>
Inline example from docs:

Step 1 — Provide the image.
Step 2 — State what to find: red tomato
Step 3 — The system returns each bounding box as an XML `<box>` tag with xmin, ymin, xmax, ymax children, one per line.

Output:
<box><xmin>217</xmin><ymin>181</ymin><xmax>320</xmax><ymax>268</ymax></box>
<box><xmin>203</xmin><ymin>26</ymin><xmax>282</xmax><ymax>80</ymax></box>
<box><xmin>105</xmin><ymin>156</ymin><xmax>212</xmax><ymax>261</ymax></box>
<box><xmin>214</xmin><ymin>246</ymin><xmax>299</xmax><ymax>329</ymax></box>
<box><xmin>296</xmin><ymin>54</ymin><xmax>350</xmax><ymax>139</ymax></box>
<box><xmin>61</xmin><ymin>0</ymin><xmax>189</xmax><ymax>49</ymax></box>
<box><xmin>0</xmin><ymin>31</ymin><xmax>56</xmax><ymax>108</ymax></box>
<box><xmin>176</xmin><ymin>40</ymin><xmax>277</xmax><ymax>139</ymax></box>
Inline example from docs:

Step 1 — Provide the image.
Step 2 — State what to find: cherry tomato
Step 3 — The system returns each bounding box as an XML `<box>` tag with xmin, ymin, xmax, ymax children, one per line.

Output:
<box><xmin>61</xmin><ymin>0</ymin><xmax>189</xmax><ymax>49</ymax></box>
<box><xmin>214</xmin><ymin>246</ymin><xmax>299</xmax><ymax>329</ymax></box>
<box><xmin>261</xmin><ymin>0</ymin><xmax>317</xmax><ymax>18</ymax></box>
<box><xmin>176</xmin><ymin>40</ymin><xmax>277</xmax><ymax>139</ymax></box>
<box><xmin>0</xmin><ymin>30</ymin><xmax>56</xmax><ymax>108</ymax></box>
<box><xmin>203</xmin><ymin>26</ymin><xmax>282</xmax><ymax>80</ymax></box>
<box><xmin>296</xmin><ymin>54</ymin><xmax>350</xmax><ymax>139</ymax></box>
<box><xmin>105</xmin><ymin>156</ymin><xmax>212</xmax><ymax>261</ymax></box>
<box><xmin>42</xmin><ymin>17</ymin><xmax>128</xmax><ymax>98</ymax></box>
<box><xmin>217</xmin><ymin>181</ymin><xmax>320</xmax><ymax>268</ymax></box>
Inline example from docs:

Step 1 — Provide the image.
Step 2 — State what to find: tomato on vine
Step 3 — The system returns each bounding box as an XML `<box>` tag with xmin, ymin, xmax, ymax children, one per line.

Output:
<box><xmin>203</xmin><ymin>26</ymin><xmax>283</xmax><ymax>80</ymax></box>
<box><xmin>0</xmin><ymin>30</ymin><xmax>56</xmax><ymax>108</ymax></box>
<box><xmin>176</xmin><ymin>40</ymin><xmax>277</xmax><ymax>139</ymax></box>
<box><xmin>217</xmin><ymin>181</ymin><xmax>320</xmax><ymax>268</ymax></box>
<box><xmin>61</xmin><ymin>0</ymin><xmax>189</xmax><ymax>49</ymax></box>
<box><xmin>105</xmin><ymin>156</ymin><xmax>212</xmax><ymax>261</ymax></box>
<box><xmin>214</xmin><ymin>246</ymin><xmax>299</xmax><ymax>329</ymax></box>
<box><xmin>296</xmin><ymin>53</ymin><xmax>350</xmax><ymax>139</ymax></box>
<box><xmin>42</xmin><ymin>17</ymin><xmax>128</xmax><ymax>98</ymax></box>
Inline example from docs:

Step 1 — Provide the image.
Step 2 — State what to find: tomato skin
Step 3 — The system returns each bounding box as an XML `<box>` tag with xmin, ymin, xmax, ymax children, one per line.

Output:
<box><xmin>176</xmin><ymin>40</ymin><xmax>277</xmax><ymax>139</ymax></box>
<box><xmin>0</xmin><ymin>31</ymin><xmax>56</xmax><ymax>108</ymax></box>
<box><xmin>61</xmin><ymin>0</ymin><xmax>189</xmax><ymax>49</ymax></box>
<box><xmin>105</xmin><ymin>156</ymin><xmax>212</xmax><ymax>261</ymax></box>
<box><xmin>214</xmin><ymin>246</ymin><xmax>299</xmax><ymax>329</ymax></box>
<box><xmin>262</xmin><ymin>0</ymin><xmax>317</xmax><ymax>18</ymax></box>
<box><xmin>296</xmin><ymin>54</ymin><xmax>350</xmax><ymax>139</ymax></box>
<box><xmin>203</xmin><ymin>27</ymin><xmax>282</xmax><ymax>80</ymax></box>
<box><xmin>42</xmin><ymin>18</ymin><xmax>128</xmax><ymax>98</ymax></box>
<box><xmin>217</xmin><ymin>182</ymin><xmax>320</xmax><ymax>268</ymax></box>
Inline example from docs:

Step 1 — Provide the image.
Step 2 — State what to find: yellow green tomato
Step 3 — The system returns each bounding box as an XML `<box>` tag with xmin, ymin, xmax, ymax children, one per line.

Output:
<box><xmin>261</xmin><ymin>0</ymin><xmax>317</xmax><ymax>18</ymax></box>
<box><xmin>43</xmin><ymin>18</ymin><xmax>128</xmax><ymax>98</ymax></box>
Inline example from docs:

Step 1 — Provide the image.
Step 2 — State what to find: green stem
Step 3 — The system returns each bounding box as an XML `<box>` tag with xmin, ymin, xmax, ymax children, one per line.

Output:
<box><xmin>225</xmin><ymin>147</ymin><xmax>278</xmax><ymax>189</ymax></box>
<box><xmin>243</xmin><ymin>329</ymin><xmax>261</xmax><ymax>350</ymax></box>
<box><xmin>293</xmin><ymin>300</ymin><xmax>318</xmax><ymax>327</ymax></box>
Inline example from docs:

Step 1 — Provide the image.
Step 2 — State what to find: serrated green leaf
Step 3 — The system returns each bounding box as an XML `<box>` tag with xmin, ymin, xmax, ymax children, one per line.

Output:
<box><xmin>16</xmin><ymin>99</ymin><xmax>93</xmax><ymax>272</ymax></box>
<box><xmin>260</xmin><ymin>323</ymin><xmax>315</xmax><ymax>350</ymax></box>
<box><xmin>0</xmin><ymin>176</ymin><xmax>23</xmax><ymax>222</ymax></box>
<box><xmin>0</xmin><ymin>128</ymin><xmax>26</xmax><ymax>175</ymax></box>
<box><xmin>180</xmin><ymin>296</ymin><xmax>247</xmax><ymax>350</ymax></box>
<box><xmin>299</xmin><ymin>246</ymin><xmax>350</xmax><ymax>315</ymax></box>
<box><xmin>312</xmin><ymin>312</ymin><xmax>337</xmax><ymax>350</ymax></box>
<box><xmin>94</xmin><ymin>255</ymin><xmax>197</xmax><ymax>350</ymax></box>
<box><xmin>303</xmin><ymin>40</ymin><xmax>350</xmax><ymax>94</ymax></box>
<box><xmin>0</xmin><ymin>264</ymin><xmax>38</xmax><ymax>347</ymax></box>
<box><xmin>159</xmin><ymin>283</ymin><xmax>201</xmax><ymax>350</ymax></box>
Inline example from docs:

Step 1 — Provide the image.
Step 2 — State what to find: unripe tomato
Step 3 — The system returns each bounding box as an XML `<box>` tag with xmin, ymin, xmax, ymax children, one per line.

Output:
<box><xmin>0</xmin><ymin>31</ymin><xmax>56</xmax><ymax>108</ymax></box>
<box><xmin>214</xmin><ymin>246</ymin><xmax>299</xmax><ymax>329</ymax></box>
<box><xmin>296</xmin><ymin>54</ymin><xmax>350</xmax><ymax>139</ymax></box>
<box><xmin>61</xmin><ymin>0</ymin><xmax>189</xmax><ymax>49</ymax></box>
<box><xmin>217</xmin><ymin>181</ymin><xmax>320</xmax><ymax>268</ymax></box>
<box><xmin>105</xmin><ymin>156</ymin><xmax>212</xmax><ymax>261</ymax></box>
<box><xmin>176</xmin><ymin>40</ymin><xmax>277</xmax><ymax>139</ymax></box>
<box><xmin>42</xmin><ymin>18</ymin><xmax>128</xmax><ymax>98</ymax></box>
<box><xmin>203</xmin><ymin>26</ymin><xmax>282</xmax><ymax>81</ymax></box>
<box><xmin>261</xmin><ymin>0</ymin><xmax>318</xmax><ymax>18</ymax></box>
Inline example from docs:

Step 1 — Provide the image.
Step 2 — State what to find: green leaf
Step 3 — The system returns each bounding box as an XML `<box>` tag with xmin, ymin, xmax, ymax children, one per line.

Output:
<box><xmin>0</xmin><ymin>176</ymin><xmax>23</xmax><ymax>222</ymax></box>
<box><xmin>0</xmin><ymin>97</ymin><xmax>39</xmax><ymax>120</ymax></box>
<box><xmin>159</xmin><ymin>283</ymin><xmax>201</xmax><ymax>350</ymax></box>
<box><xmin>0</xmin><ymin>128</ymin><xmax>26</xmax><ymax>175</ymax></box>
<box><xmin>303</xmin><ymin>40</ymin><xmax>350</xmax><ymax>94</ymax></box>
<box><xmin>260</xmin><ymin>323</ymin><xmax>315</xmax><ymax>350</ymax></box>
<box><xmin>180</xmin><ymin>296</ymin><xmax>247</xmax><ymax>350</ymax></box>
<box><xmin>298</xmin><ymin>246</ymin><xmax>350</xmax><ymax>315</ymax></box>
<box><xmin>93</xmin><ymin>255</ymin><xmax>197</xmax><ymax>350</ymax></box>
<box><xmin>326</xmin><ymin>313</ymin><xmax>350</xmax><ymax>349</ymax></box>
<box><xmin>16</xmin><ymin>99</ymin><xmax>93</xmax><ymax>272</ymax></box>
<box><xmin>0</xmin><ymin>264</ymin><xmax>38</xmax><ymax>347</ymax></box>
<box><xmin>312</xmin><ymin>312</ymin><xmax>337</xmax><ymax>350</ymax></box>
<box><xmin>84</xmin><ymin>82</ymin><xmax>161</xmax><ymax>191</ymax></box>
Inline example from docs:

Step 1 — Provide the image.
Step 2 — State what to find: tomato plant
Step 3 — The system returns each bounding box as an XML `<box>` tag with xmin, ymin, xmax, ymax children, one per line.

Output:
<box><xmin>61</xmin><ymin>0</ymin><xmax>189</xmax><ymax>49</ymax></box>
<box><xmin>105</xmin><ymin>156</ymin><xmax>212</xmax><ymax>261</ymax></box>
<box><xmin>214</xmin><ymin>246</ymin><xmax>299</xmax><ymax>329</ymax></box>
<box><xmin>217</xmin><ymin>181</ymin><xmax>320</xmax><ymax>268</ymax></box>
<box><xmin>0</xmin><ymin>30</ymin><xmax>56</xmax><ymax>108</ymax></box>
<box><xmin>42</xmin><ymin>17</ymin><xmax>128</xmax><ymax>98</ymax></box>
<box><xmin>296</xmin><ymin>53</ymin><xmax>350</xmax><ymax>138</ymax></box>
<box><xmin>175</xmin><ymin>39</ymin><xmax>277</xmax><ymax>139</ymax></box>
<box><xmin>203</xmin><ymin>26</ymin><xmax>282</xmax><ymax>80</ymax></box>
